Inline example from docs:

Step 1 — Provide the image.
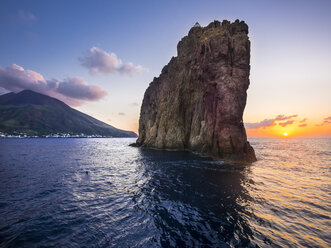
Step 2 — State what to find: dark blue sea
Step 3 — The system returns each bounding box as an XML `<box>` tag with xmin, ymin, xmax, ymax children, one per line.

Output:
<box><xmin>0</xmin><ymin>138</ymin><xmax>330</xmax><ymax>247</ymax></box>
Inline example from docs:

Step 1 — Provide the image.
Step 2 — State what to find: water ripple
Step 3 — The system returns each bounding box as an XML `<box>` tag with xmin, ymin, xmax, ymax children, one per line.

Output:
<box><xmin>0</xmin><ymin>138</ymin><xmax>330</xmax><ymax>247</ymax></box>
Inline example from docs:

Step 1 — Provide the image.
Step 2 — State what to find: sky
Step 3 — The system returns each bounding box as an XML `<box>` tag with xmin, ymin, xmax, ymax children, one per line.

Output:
<box><xmin>0</xmin><ymin>0</ymin><xmax>330</xmax><ymax>137</ymax></box>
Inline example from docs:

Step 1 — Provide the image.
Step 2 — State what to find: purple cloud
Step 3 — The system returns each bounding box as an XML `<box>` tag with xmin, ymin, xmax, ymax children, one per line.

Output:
<box><xmin>0</xmin><ymin>64</ymin><xmax>107</xmax><ymax>106</ymax></box>
<box><xmin>18</xmin><ymin>10</ymin><xmax>36</xmax><ymax>21</ymax></box>
<box><xmin>0</xmin><ymin>87</ymin><xmax>9</xmax><ymax>95</ymax></box>
<box><xmin>279</xmin><ymin>120</ymin><xmax>294</xmax><ymax>127</ymax></box>
<box><xmin>325</xmin><ymin>116</ymin><xmax>331</xmax><ymax>122</ymax></box>
<box><xmin>275</xmin><ymin>114</ymin><xmax>298</xmax><ymax>121</ymax></box>
<box><xmin>245</xmin><ymin>118</ymin><xmax>277</xmax><ymax>129</ymax></box>
<box><xmin>79</xmin><ymin>47</ymin><xmax>144</xmax><ymax>76</ymax></box>
<box><xmin>0</xmin><ymin>64</ymin><xmax>50</xmax><ymax>93</ymax></box>
<box><xmin>118</xmin><ymin>112</ymin><xmax>125</xmax><ymax>116</ymax></box>
<box><xmin>316</xmin><ymin>116</ymin><xmax>331</xmax><ymax>126</ymax></box>
<box><xmin>245</xmin><ymin>114</ymin><xmax>298</xmax><ymax>129</ymax></box>
<box><xmin>118</xmin><ymin>62</ymin><xmax>143</xmax><ymax>76</ymax></box>
<box><xmin>299</xmin><ymin>118</ymin><xmax>307</xmax><ymax>123</ymax></box>
<box><xmin>299</xmin><ymin>123</ymin><xmax>307</xmax><ymax>127</ymax></box>
<box><xmin>57</xmin><ymin>77</ymin><xmax>107</xmax><ymax>101</ymax></box>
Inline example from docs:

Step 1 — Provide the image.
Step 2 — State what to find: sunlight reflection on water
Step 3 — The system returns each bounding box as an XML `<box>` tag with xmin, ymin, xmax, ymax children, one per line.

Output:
<box><xmin>0</xmin><ymin>138</ymin><xmax>330</xmax><ymax>247</ymax></box>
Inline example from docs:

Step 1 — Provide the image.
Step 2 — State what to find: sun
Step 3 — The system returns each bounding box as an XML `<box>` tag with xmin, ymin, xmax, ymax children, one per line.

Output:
<box><xmin>283</xmin><ymin>132</ymin><xmax>288</xmax><ymax>137</ymax></box>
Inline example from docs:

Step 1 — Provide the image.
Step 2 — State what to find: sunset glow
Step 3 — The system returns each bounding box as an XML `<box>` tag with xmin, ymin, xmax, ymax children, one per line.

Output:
<box><xmin>244</xmin><ymin>114</ymin><xmax>331</xmax><ymax>138</ymax></box>
<box><xmin>0</xmin><ymin>1</ymin><xmax>330</xmax><ymax>248</ymax></box>
<box><xmin>0</xmin><ymin>1</ymin><xmax>330</xmax><ymax>138</ymax></box>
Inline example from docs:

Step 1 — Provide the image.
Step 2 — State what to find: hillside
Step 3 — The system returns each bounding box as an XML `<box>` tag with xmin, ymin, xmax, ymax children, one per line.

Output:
<box><xmin>0</xmin><ymin>90</ymin><xmax>137</xmax><ymax>137</ymax></box>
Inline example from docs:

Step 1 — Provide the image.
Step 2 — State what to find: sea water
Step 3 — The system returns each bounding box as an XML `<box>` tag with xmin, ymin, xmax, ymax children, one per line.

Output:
<box><xmin>0</xmin><ymin>138</ymin><xmax>330</xmax><ymax>247</ymax></box>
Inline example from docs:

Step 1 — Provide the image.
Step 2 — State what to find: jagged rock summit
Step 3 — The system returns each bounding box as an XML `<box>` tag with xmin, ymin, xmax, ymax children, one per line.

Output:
<box><xmin>135</xmin><ymin>20</ymin><xmax>256</xmax><ymax>163</ymax></box>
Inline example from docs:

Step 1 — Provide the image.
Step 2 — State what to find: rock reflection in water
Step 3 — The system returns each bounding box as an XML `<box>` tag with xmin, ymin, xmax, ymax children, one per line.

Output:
<box><xmin>132</xmin><ymin>148</ymin><xmax>255</xmax><ymax>247</ymax></box>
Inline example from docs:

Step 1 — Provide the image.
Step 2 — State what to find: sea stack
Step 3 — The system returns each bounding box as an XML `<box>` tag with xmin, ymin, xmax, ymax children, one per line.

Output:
<box><xmin>136</xmin><ymin>20</ymin><xmax>256</xmax><ymax>163</ymax></box>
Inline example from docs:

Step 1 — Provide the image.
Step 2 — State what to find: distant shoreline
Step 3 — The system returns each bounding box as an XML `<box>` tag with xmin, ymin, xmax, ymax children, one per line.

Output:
<box><xmin>0</xmin><ymin>133</ymin><xmax>137</xmax><ymax>139</ymax></box>
<box><xmin>0</xmin><ymin>136</ymin><xmax>136</xmax><ymax>139</ymax></box>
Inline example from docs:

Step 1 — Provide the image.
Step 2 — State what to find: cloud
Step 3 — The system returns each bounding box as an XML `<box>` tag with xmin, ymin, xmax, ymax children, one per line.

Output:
<box><xmin>245</xmin><ymin>118</ymin><xmax>277</xmax><ymax>129</ymax></box>
<box><xmin>316</xmin><ymin>116</ymin><xmax>331</xmax><ymax>126</ymax></box>
<box><xmin>80</xmin><ymin>47</ymin><xmax>120</xmax><ymax>74</ymax></box>
<box><xmin>18</xmin><ymin>10</ymin><xmax>36</xmax><ymax>21</ymax></box>
<box><xmin>275</xmin><ymin>114</ymin><xmax>298</xmax><ymax>121</ymax></box>
<box><xmin>245</xmin><ymin>114</ymin><xmax>298</xmax><ymax>129</ymax></box>
<box><xmin>299</xmin><ymin>118</ymin><xmax>307</xmax><ymax>123</ymax></box>
<box><xmin>279</xmin><ymin>120</ymin><xmax>294</xmax><ymax>127</ymax></box>
<box><xmin>299</xmin><ymin>123</ymin><xmax>307</xmax><ymax>127</ymax></box>
<box><xmin>118</xmin><ymin>62</ymin><xmax>143</xmax><ymax>75</ymax></box>
<box><xmin>79</xmin><ymin>47</ymin><xmax>145</xmax><ymax>76</ymax></box>
<box><xmin>325</xmin><ymin>116</ymin><xmax>331</xmax><ymax>122</ymax></box>
<box><xmin>0</xmin><ymin>87</ymin><xmax>9</xmax><ymax>95</ymax></box>
<box><xmin>118</xmin><ymin>112</ymin><xmax>125</xmax><ymax>116</ymax></box>
<box><xmin>57</xmin><ymin>77</ymin><xmax>107</xmax><ymax>101</ymax></box>
<box><xmin>130</xmin><ymin>102</ymin><xmax>139</xmax><ymax>106</ymax></box>
<box><xmin>0</xmin><ymin>64</ymin><xmax>107</xmax><ymax>106</ymax></box>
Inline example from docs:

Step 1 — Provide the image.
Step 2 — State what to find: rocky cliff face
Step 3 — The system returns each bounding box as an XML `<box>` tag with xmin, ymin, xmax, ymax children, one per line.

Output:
<box><xmin>136</xmin><ymin>20</ymin><xmax>256</xmax><ymax>163</ymax></box>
